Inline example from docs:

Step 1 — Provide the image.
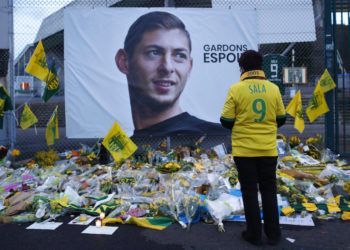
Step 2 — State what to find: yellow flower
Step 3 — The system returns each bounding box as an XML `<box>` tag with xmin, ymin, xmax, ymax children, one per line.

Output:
<box><xmin>281</xmin><ymin>156</ymin><xmax>297</xmax><ymax>162</ymax></box>
<box><xmin>277</xmin><ymin>134</ymin><xmax>287</xmax><ymax>143</ymax></box>
<box><xmin>26</xmin><ymin>160</ymin><xmax>36</xmax><ymax>169</ymax></box>
<box><xmin>66</xmin><ymin>170</ymin><xmax>73</xmax><ymax>175</ymax></box>
<box><xmin>289</xmin><ymin>135</ymin><xmax>301</xmax><ymax>148</ymax></box>
<box><xmin>11</xmin><ymin>149</ymin><xmax>21</xmax><ymax>157</ymax></box>
<box><xmin>87</xmin><ymin>152</ymin><xmax>96</xmax><ymax>161</ymax></box>
<box><xmin>344</xmin><ymin>182</ymin><xmax>350</xmax><ymax>194</ymax></box>
<box><xmin>194</xmin><ymin>163</ymin><xmax>204</xmax><ymax>171</ymax></box>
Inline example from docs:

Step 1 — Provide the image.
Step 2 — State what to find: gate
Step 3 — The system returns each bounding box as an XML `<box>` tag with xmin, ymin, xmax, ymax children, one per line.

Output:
<box><xmin>325</xmin><ymin>0</ymin><xmax>350</xmax><ymax>157</ymax></box>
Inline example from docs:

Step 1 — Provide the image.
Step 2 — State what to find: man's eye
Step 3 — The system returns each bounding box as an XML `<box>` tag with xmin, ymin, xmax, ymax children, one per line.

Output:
<box><xmin>147</xmin><ymin>50</ymin><xmax>160</xmax><ymax>56</ymax></box>
<box><xmin>177</xmin><ymin>53</ymin><xmax>187</xmax><ymax>59</ymax></box>
<box><xmin>176</xmin><ymin>52</ymin><xmax>187</xmax><ymax>59</ymax></box>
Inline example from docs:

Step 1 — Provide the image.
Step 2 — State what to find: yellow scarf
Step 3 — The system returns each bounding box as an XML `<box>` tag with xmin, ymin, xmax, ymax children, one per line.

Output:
<box><xmin>240</xmin><ymin>70</ymin><xmax>266</xmax><ymax>81</ymax></box>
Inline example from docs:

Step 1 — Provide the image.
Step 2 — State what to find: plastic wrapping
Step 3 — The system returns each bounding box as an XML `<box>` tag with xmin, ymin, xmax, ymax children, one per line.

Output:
<box><xmin>36</xmin><ymin>175</ymin><xmax>61</xmax><ymax>192</ymax></box>
<box><xmin>321</xmin><ymin>148</ymin><xmax>339</xmax><ymax>163</ymax></box>
<box><xmin>182</xmin><ymin>194</ymin><xmax>200</xmax><ymax>231</ymax></box>
<box><xmin>206</xmin><ymin>193</ymin><xmax>244</xmax><ymax>232</ymax></box>
<box><xmin>319</xmin><ymin>164</ymin><xmax>350</xmax><ymax>181</ymax></box>
<box><xmin>64</xmin><ymin>186</ymin><xmax>84</xmax><ymax>206</ymax></box>
<box><xmin>107</xmin><ymin>201</ymin><xmax>131</xmax><ymax>218</ymax></box>
<box><xmin>291</xmin><ymin>150</ymin><xmax>320</xmax><ymax>166</ymax></box>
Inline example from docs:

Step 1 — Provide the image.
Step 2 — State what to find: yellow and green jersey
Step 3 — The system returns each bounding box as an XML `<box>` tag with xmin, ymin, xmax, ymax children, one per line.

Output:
<box><xmin>221</xmin><ymin>70</ymin><xmax>286</xmax><ymax>157</ymax></box>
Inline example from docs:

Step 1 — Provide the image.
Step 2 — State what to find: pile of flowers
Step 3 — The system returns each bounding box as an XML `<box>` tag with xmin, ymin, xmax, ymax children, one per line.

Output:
<box><xmin>0</xmin><ymin>134</ymin><xmax>349</xmax><ymax>232</ymax></box>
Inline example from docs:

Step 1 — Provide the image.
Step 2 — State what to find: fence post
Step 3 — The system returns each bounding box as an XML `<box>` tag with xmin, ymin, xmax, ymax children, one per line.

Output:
<box><xmin>324</xmin><ymin>0</ymin><xmax>336</xmax><ymax>152</ymax></box>
<box><xmin>164</xmin><ymin>0</ymin><xmax>175</xmax><ymax>7</ymax></box>
<box><xmin>7</xmin><ymin>0</ymin><xmax>16</xmax><ymax>149</ymax></box>
<box><xmin>166</xmin><ymin>136</ymin><xmax>171</xmax><ymax>152</ymax></box>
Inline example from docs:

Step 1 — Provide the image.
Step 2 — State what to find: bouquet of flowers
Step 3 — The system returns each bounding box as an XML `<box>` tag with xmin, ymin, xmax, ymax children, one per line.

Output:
<box><xmin>156</xmin><ymin>162</ymin><xmax>181</xmax><ymax>174</ymax></box>
<box><xmin>34</xmin><ymin>150</ymin><xmax>59</xmax><ymax>169</ymax></box>
<box><xmin>182</xmin><ymin>195</ymin><xmax>200</xmax><ymax>231</ymax></box>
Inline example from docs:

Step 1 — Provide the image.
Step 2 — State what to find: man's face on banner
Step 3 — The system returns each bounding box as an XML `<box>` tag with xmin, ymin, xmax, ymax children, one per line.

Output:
<box><xmin>127</xmin><ymin>28</ymin><xmax>193</xmax><ymax>108</ymax></box>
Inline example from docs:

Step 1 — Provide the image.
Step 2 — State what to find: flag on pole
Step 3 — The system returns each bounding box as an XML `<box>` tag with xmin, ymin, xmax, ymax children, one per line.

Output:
<box><xmin>286</xmin><ymin>90</ymin><xmax>305</xmax><ymax>133</ymax></box>
<box><xmin>42</xmin><ymin>60</ymin><xmax>60</xmax><ymax>102</ymax></box>
<box><xmin>306</xmin><ymin>84</ymin><xmax>329</xmax><ymax>123</ymax></box>
<box><xmin>318</xmin><ymin>69</ymin><xmax>336</xmax><ymax>94</ymax></box>
<box><xmin>25</xmin><ymin>40</ymin><xmax>49</xmax><ymax>81</ymax></box>
<box><xmin>45</xmin><ymin>106</ymin><xmax>59</xmax><ymax>145</ymax></box>
<box><xmin>20</xmin><ymin>104</ymin><xmax>38</xmax><ymax>130</ymax></box>
<box><xmin>102</xmin><ymin>122</ymin><xmax>137</xmax><ymax>162</ymax></box>
<box><xmin>25</xmin><ymin>40</ymin><xmax>60</xmax><ymax>102</ymax></box>
<box><xmin>0</xmin><ymin>85</ymin><xmax>13</xmax><ymax>129</ymax></box>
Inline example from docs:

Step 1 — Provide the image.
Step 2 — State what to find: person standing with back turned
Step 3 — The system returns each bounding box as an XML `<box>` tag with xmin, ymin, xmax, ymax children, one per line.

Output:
<box><xmin>220</xmin><ymin>50</ymin><xmax>286</xmax><ymax>246</ymax></box>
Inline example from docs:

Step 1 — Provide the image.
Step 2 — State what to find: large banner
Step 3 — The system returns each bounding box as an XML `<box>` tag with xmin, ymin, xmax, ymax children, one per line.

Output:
<box><xmin>65</xmin><ymin>8</ymin><xmax>257</xmax><ymax>138</ymax></box>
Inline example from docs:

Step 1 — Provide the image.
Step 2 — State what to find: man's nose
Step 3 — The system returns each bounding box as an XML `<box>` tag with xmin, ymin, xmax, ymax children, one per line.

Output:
<box><xmin>158</xmin><ymin>54</ymin><xmax>175</xmax><ymax>74</ymax></box>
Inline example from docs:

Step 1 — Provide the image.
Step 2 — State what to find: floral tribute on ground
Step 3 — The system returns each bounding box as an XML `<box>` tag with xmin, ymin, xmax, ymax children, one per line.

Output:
<box><xmin>0</xmin><ymin>135</ymin><xmax>350</xmax><ymax>231</ymax></box>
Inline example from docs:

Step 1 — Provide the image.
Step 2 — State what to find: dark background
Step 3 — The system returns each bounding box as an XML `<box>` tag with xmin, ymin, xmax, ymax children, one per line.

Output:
<box><xmin>0</xmin><ymin>215</ymin><xmax>349</xmax><ymax>250</ymax></box>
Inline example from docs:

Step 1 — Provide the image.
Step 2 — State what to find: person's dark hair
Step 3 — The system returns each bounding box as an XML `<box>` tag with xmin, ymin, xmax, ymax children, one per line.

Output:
<box><xmin>238</xmin><ymin>50</ymin><xmax>263</xmax><ymax>71</ymax></box>
<box><xmin>124</xmin><ymin>11</ymin><xmax>192</xmax><ymax>57</ymax></box>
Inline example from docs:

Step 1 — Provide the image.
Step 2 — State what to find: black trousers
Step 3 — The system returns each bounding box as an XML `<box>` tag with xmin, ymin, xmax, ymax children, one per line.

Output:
<box><xmin>234</xmin><ymin>156</ymin><xmax>281</xmax><ymax>240</ymax></box>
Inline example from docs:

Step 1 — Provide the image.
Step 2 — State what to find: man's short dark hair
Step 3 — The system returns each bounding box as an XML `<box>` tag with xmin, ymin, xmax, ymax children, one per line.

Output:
<box><xmin>124</xmin><ymin>11</ymin><xmax>192</xmax><ymax>58</ymax></box>
<box><xmin>238</xmin><ymin>50</ymin><xmax>263</xmax><ymax>71</ymax></box>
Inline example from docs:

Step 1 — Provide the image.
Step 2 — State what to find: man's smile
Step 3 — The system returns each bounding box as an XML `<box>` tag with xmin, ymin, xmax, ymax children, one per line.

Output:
<box><xmin>153</xmin><ymin>80</ymin><xmax>176</xmax><ymax>87</ymax></box>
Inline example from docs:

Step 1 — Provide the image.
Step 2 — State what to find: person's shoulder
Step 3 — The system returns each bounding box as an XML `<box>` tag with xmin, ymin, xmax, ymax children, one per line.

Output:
<box><xmin>232</xmin><ymin>80</ymin><xmax>244</xmax><ymax>87</ymax></box>
<box><xmin>264</xmin><ymin>79</ymin><xmax>279</xmax><ymax>89</ymax></box>
<box><xmin>269</xmin><ymin>81</ymin><xmax>284</xmax><ymax>96</ymax></box>
<box><xmin>227</xmin><ymin>81</ymin><xmax>243</xmax><ymax>92</ymax></box>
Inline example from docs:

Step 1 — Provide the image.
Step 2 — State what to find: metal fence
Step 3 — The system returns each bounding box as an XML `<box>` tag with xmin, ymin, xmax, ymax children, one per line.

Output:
<box><xmin>325</xmin><ymin>0</ymin><xmax>350</xmax><ymax>157</ymax></box>
<box><xmin>1</xmin><ymin>0</ymin><xmax>347</xmax><ymax>159</ymax></box>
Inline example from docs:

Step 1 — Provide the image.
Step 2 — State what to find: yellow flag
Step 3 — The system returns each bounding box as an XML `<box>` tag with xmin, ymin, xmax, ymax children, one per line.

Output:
<box><xmin>306</xmin><ymin>84</ymin><xmax>329</xmax><ymax>123</ymax></box>
<box><xmin>327</xmin><ymin>203</ymin><xmax>341</xmax><ymax>213</ymax></box>
<box><xmin>45</xmin><ymin>106</ymin><xmax>59</xmax><ymax>145</ymax></box>
<box><xmin>25</xmin><ymin>40</ymin><xmax>50</xmax><ymax>81</ymax></box>
<box><xmin>102</xmin><ymin>216</ymin><xmax>173</xmax><ymax>230</ymax></box>
<box><xmin>281</xmin><ymin>206</ymin><xmax>295</xmax><ymax>216</ymax></box>
<box><xmin>341</xmin><ymin>211</ymin><xmax>350</xmax><ymax>220</ymax></box>
<box><xmin>42</xmin><ymin>61</ymin><xmax>60</xmax><ymax>103</ymax></box>
<box><xmin>286</xmin><ymin>90</ymin><xmax>305</xmax><ymax>133</ymax></box>
<box><xmin>0</xmin><ymin>85</ymin><xmax>13</xmax><ymax>129</ymax></box>
<box><xmin>102</xmin><ymin>122</ymin><xmax>137</xmax><ymax>162</ymax></box>
<box><xmin>302</xmin><ymin>203</ymin><xmax>318</xmax><ymax>212</ymax></box>
<box><xmin>318</xmin><ymin>69</ymin><xmax>336</xmax><ymax>93</ymax></box>
<box><xmin>25</xmin><ymin>40</ymin><xmax>60</xmax><ymax>102</ymax></box>
<box><xmin>20</xmin><ymin>104</ymin><xmax>38</xmax><ymax>130</ymax></box>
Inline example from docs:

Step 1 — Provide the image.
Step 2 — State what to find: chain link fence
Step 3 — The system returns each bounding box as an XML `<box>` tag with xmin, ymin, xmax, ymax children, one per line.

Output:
<box><xmin>2</xmin><ymin>0</ymin><xmax>331</xmax><ymax>159</ymax></box>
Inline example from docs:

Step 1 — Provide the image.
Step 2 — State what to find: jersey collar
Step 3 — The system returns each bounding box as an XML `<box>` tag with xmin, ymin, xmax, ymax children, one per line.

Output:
<box><xmin>240</xmin><ymin>70</ymin><xmax>266</xmax><ymax>81</ymax></box>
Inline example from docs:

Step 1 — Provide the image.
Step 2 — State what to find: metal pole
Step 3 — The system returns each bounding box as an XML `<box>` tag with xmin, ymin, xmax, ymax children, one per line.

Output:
<box><xmin>331</xmin><ymin>0</ymin><xmax>337</xmax><ymax>153</ymax></box>
<box><xmin>324</xmin><ymin>0</ymin><xmax>336</xmax><ymax>152</ymax></box>
<box><xmin>340</xmin><ymin>0</ymin><xmax>344</xmax><ymax>154</ymax></box>
<box><xmin>291</xmin><ymin>49</ymin><xmax>296</xmax><ymax>96</ymax></box>
<box><xmin>164</xmin><ymin>0</ymin><xmax>175</xmax><ymax>7</ymax></box>
<box><xmin>166</xmin><ymin>136</ymin><xmax>171</xmax><ymax>152</ymax></box>
<box><xmin>7</xmin><ymin>0</ymin><xmax>15</xmax><ymax>149</ymax></box>
<box><xmin>281</xmin><ymin>43</ymin><xmax>296</xmax><ymax>57</ymax></box>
